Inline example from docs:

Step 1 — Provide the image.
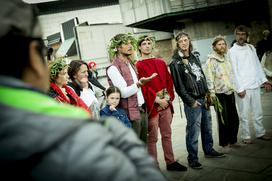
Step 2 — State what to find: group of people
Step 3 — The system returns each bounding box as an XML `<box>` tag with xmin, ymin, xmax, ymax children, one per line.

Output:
<box><xmin>1</xmin><ymin>0</ymin><xmax>271</xmax><ymax>180</ymax></box>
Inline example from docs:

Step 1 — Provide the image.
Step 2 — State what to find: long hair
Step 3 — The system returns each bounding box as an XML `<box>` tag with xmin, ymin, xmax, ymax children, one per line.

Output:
<box><xmin>212</xmin><ymin>35</ymin><xmax>228</xmax><ymax>54</ymax></box>
<box><xmin>173</xmin><ymin>32</ymin><xmax>194</xmax><ymax>55</ymax></box>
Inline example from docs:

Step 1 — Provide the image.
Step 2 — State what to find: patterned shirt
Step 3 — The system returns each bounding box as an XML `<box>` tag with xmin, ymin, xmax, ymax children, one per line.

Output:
<box><xmin>203</xmin><ymin>52</ymin><xmax>235</xmax><ymax>95</ymax></box>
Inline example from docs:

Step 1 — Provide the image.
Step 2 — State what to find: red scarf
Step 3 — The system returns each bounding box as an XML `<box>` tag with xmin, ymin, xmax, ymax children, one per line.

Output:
<box><xmin>50</xmin><ymin>83</ymin><xmax>92</xmax><ymax>116</ymax></box>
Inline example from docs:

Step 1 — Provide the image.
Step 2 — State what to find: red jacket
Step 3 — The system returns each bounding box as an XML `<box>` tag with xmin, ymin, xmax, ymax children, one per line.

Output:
<box><xmin>48</xmin><ymin>83</ymin><xmax>92</xmax><ymax>116</ymax></box>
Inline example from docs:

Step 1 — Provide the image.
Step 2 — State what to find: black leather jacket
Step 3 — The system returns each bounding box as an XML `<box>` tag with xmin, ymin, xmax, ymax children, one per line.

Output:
<box><xmin>169</xmin><ymin>51</ymin><xmax>208</xmax><ymax>106</ymax></box>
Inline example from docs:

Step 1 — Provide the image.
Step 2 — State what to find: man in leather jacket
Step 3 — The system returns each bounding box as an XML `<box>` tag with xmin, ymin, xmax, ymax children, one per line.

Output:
<box><xmin>169</xmin><ymin>32</ymin><xmax>224</xmax><ymax>169</ymax></box>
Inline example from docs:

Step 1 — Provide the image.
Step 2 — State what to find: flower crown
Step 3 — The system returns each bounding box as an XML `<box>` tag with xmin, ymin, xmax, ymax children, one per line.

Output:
<box><xmin>48</xmin><ymin>58</ymin><xmax>68</xmax><ymax>82</ymax></box>
<box><xmin>108</xmin><ymin>33</ymin><xmax>137</xmax><ymax>59</ymax></box>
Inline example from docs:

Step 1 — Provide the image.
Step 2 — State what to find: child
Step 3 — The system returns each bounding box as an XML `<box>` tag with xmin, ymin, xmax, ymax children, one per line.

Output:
<box><xmin>100</xmin><ymin>86</ymin><xmax>132</xmax><ymax>128</ymax></box>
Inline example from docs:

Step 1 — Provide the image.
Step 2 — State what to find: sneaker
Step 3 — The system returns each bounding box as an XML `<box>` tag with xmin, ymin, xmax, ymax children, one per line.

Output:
<box><xmin>257</xmin><ymin>135</ymin><xmax>271</xmax><ymax>141</ymax></box>
<box><xmin>230</xmin><ymin>142</ymin><xmax>247</xmax><ymax>148</ymax></box>
<box><xmin>189</xmin><ymin>161</ymin><xmax>203</xmax><ymax>169</ymax></box>
<box><xmin>205</xmin><ymin>149</ymin><xmax>225</xmax><ymax>158</ymax></box>
<box><xmin>166</xmin><ymin>161</ymin><xmax>187</xmax><ymax>171</ymax></box>
<box><xmin>221</xmin><ymin>146</ymin><xmax>231</xmax><ymax>154</ymax></box>
<box><xmin>242</xmin><ymin>139</ymin><xmax>253</xmax><ymax>144</ymax></box>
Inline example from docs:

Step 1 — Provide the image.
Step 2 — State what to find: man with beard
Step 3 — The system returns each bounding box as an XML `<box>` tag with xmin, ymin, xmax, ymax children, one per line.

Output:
<box><xmin>203</xmin><ymin>35</ymin><xmax>240</xmax><ymax>153</ymax></box>
<box><xmin>169</xmin><ymin>32</ymin><xmax>224</xmax><ymax>169</ymax></box>
<box><xmin>135</xmin><ymin>35</ymin><xmax>187</xmax><ymax>171</ymax></box>
<box><xmin>229</xmin><ymin>25</ymin><xmax>272</xmax><ymax>144</ymax></box>
<box><xmin>106</xmin><ymin>33</ymin><xmax>156</xmax><ymax>143</ymax></box>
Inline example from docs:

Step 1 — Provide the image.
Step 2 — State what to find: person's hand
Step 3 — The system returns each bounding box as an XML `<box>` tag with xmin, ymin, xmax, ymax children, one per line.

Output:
<box><xmin>264</xmin><ymin>81</ymin><xmax>272</xmax><ymax>92</ymax></box>
<box><xmin>238</xmin><ymin>90</ymin><xmax>246</xmax><ymax>98</ymax></box>
<box><xmin>109</xmin><ymin>105</ymin><xmax>117</xmax><ymax>111</ymax></box>
<box><xmin>156</xmin><ymin>98</ymin><xmax>169</xmax><ymax>109</ymax></box>
<box><xmin>192</xmin><ymin>100</ymin><xmax>201</xmax><ymax>108</ymax></box>
<box><xmin>138</xmin><ymin>73</ymin><xmax>158</xmax><ymax>86</ymax></box>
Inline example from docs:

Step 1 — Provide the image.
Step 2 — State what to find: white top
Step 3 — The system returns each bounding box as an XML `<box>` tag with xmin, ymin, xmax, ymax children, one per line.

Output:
<box><xmin>229</xmin><ymin>43</ymin><xmax>267</xmax><ymax>93</ymax></box>
<box><xmin>261</xmin><ymin>52</ymin><xmax>272</xmax><ymax>77</ymax></box>
<box><xmin>107</xmin><ymin>64</ymin><xmax>145</xmax><ymax>106</ymax></box>
<box><xmin>80</xmin><ymin>87</ymin><xmax>99</xmax><ymax>107</ymax></box>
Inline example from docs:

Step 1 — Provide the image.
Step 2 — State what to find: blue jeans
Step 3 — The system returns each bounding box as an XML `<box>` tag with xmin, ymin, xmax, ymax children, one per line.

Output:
<box><xmin>184</xmin><ymin>98</ymin><xmax>214</xmax><ymax>163</ymax></box>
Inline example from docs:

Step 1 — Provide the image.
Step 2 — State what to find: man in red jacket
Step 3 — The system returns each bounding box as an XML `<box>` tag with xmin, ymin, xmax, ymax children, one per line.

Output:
<box><xmin>135</xmin><ymin>35</ymin><xmax>187</xmax><ymax>171</ymax></box>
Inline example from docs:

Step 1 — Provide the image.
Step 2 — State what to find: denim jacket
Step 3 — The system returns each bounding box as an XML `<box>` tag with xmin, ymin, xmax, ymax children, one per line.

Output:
<box><xmin>100</xmin><ymin>105</ymin><xmax>132</xmax><ymax>128</ymax></box>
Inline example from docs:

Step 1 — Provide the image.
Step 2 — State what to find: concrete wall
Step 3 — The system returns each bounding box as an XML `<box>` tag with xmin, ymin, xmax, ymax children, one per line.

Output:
<box><xmin>173</xmin><ymin>20</ymin><xmax>270</xmax><ymax>63</ymax></box>
<box><xmin>38</xmin><ymin>5</ymin><xmax>122</xmax><ymax>38</ymax></box>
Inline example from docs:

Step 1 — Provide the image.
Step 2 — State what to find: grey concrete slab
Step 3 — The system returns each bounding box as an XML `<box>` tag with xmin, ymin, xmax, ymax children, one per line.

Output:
<box><xmin>157</xmin><ymin>90</ymin><xmax>272</xmax><ymax>181</ymax></box>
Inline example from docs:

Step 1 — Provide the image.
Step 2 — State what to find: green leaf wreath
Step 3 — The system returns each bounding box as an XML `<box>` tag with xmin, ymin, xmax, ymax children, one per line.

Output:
<box><xmin>108</xmin><ymin>33</ymin><xmax>137</xmax><ymax>60</ymax></box>
<box><xmin>48</xmin><ymin>57</ymin><xmax>68</xmax><ymax>82</ymax></box>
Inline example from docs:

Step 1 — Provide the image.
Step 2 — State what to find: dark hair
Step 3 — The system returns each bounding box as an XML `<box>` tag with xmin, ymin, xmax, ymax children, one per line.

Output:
<box><xmin>47</xmin><ymin>47</ymin><xmax>53</xmax><ymax>61</ymax></box>
<box><xmin>0</xmin><ymin>6</ymin><xmax>44</xmax><ymax>79</ymax></box>
<box><xmin>174</xmin><ymin>32</ymin><xmax>194</xmax><ymax>53</ymax></box>
<box><xmin>234</xmin><ymin>25</ymin><xmax>250</xmax><ymax>36</ymax></box>
<box><xmin>68</xmin><ymin>60</ymin><xmax>88</xmax><ymax>81</ymax></box>
<box><xmin>137</xmin><ymin>35</ymin><xmax>155</xmax><ymax>53</ymax></box>
<box><xmin>105</xmin><ymin>86</ymin><xmax>121</xmax><ymax>97</ymax></box>
<box><xmin>0</xmin><ymin>33</ymin><xmax>45</xmax><ymax>78</ymax></box>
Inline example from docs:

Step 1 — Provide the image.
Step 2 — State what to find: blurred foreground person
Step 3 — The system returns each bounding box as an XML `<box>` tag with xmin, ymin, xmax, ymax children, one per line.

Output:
<box><xmin>0</xmin><ymin>0</ymin><xmax>166</xmax><ymax>180</ymax></box>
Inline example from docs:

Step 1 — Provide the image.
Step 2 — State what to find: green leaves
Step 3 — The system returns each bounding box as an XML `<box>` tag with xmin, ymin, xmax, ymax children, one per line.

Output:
<box><xmin>108</xmin><ymin>33</ymin><xmax>137</xmax><ymax>59</ymax></box>
<box><xmin>48</xmin><ymin>58</ymin><xmax>68</xmax><ymax>82</ymax></box>
<box><xmin>212</xmin><ymin>95</ymin><xmax>224</xmax><ymax>125</ymax></box>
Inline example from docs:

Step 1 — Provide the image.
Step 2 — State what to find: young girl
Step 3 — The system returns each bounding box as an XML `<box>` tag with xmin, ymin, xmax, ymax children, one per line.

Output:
<box><xmin>100</xmin><ymin>86</ymin><xmax>132</xmax><ymax>128</ymax></box>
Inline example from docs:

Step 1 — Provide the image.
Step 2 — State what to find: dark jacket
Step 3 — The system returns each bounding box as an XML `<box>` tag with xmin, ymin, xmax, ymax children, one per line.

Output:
<box><xmin>169</xmin><ymin>51</ymin><xmax>208</xmax><ymax>106</ymax></box>
<box><xmin>0</xmin><ymin>76</ymin><xmax>166</xmax><ymax>181</ymax></box>
<box><xmin>100</xmin><ymin>105</ymin><xmax>132</xmax><ymax>128</ymax></box>
<box><xmin>88</xmin><ymin>70</ymin><xmax>106</xmax><ymax>91</ymax></box>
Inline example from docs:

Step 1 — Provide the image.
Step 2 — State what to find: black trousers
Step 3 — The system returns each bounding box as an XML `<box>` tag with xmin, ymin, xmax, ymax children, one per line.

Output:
<box><xmin>215</xmin><ymin>93</ymin><xmax>240</xmax><ymax>146</ymax></box>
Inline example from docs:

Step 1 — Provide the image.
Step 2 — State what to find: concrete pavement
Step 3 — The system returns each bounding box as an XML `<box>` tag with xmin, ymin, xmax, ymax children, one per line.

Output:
<box><xmin>157</xmin><ymin>89</ymin><xmax>272</xmax><ymax>181</ymax></box>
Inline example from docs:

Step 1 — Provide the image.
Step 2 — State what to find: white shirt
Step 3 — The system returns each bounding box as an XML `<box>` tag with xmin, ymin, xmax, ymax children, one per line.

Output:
<box><xmin>107</xmin><ymin>64</ymin><xmax>145</xmax><ymax>106</ymax></box>
<box><xmin>229</xmin><ymin>43</ymin><xmax>267</xmax><ymax>93</ymax></box>
<box><xmin>80</xmin><ymin>87</ymin><xmax>98</xmax><ymax>107</ymax></box>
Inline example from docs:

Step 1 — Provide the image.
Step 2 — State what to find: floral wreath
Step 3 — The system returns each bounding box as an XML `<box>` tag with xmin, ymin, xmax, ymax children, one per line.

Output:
<box><xmin>108</xmin><ymin>33</ymin><xmax>137</xmax><ymax>59</ymax></box>
<box><xmin>48</xmin><ymin>57</ymin><xmax>69</xmax><ymax>82</ymax></box>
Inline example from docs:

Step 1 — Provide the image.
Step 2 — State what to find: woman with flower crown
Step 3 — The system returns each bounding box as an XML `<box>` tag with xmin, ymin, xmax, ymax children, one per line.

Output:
<box><xmin>47</xmin><ymin>58</ymin><xmax>91</xmax><ymax>116</ymax></box>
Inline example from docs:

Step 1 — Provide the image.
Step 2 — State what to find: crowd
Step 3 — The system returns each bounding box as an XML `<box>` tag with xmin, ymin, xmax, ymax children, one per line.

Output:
<box><xmin>0</xmin><ymin>0</ymin><xmax>272</xmax><ymax>180</ymax></box>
